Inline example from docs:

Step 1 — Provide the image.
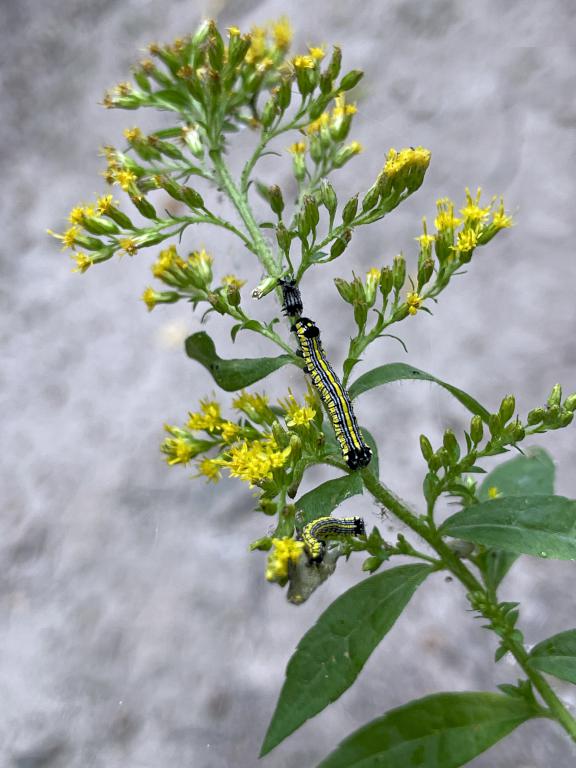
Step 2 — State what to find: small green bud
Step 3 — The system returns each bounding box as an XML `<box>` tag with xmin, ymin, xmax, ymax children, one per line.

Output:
<box><xmin>269</xmin><ymin>185</ymin><xmax>285</xmax><ymax>217</ymax></box>
<box><xmin>156</xmin><ymin>174</ymin><xmax>183</xmax><ymax>200</ymax></box>
<box><xmin>130</xmin><ymin>195</ymin><xmax>157</xmax><ymax>220</ymax></box>
<box><xmin>353</xmin><ymin>300</ymin><xmax>368</xmax><ymax>328</ymax></box>
<box><xmin>548</xmin><ymin>383</ymin><xmax>562</xmax><ymax>408</ymax></box>
<box><xmin>392</xmin><ymin>254</ymin><xmax>406</xmax><ymax>291</ymax></box>
<box><xmin>544</xmin><ymin>404</ymin><xmax>561</xmax><ymax>425</ymax></box>
<box><xmin>191</xmin><ymin>19</ymin><xmax>211</xmax><ymax>47</ymax></box>
<box><xmin>309</xmin><ymin>94</ymin><xmax>332</xmax><ymax>120</ymax></box>
<box><xmin>321</xmin><ymin>179</ymin><xmax>337</xmax><ymax>218</ymax></box>
<box><xmin>509</xmin><ymin>420</ymin><xmax>526</xmax><ymax>441</ymax></box>
<box><xmin>470</xmin><ymin>415</ymin><xmax>484</xmax><ymax>444</ymax></box>
<box><xmin>342</xmin><ymin>195</ymin><xmax>359</xmax><ymax>225</ymax></box>
<box><xmin>330</xmin><ymin>229</ymin><xmax>352</xmax><ymax>259</ymax></box>
<box><xmin>334</xmin><ymin>277</ymin><xmax>354</xmax><ymax>303</ymax></box>
<box><xmin>498</xmin><ymin>394</ymin><xmax>516</xmax><ymax>424</ymax></box>
<box><xmin>327</xmin><ymin>46</ymin><xmax>342</xmax><ymax>80</ymax></box>
<box><xmin>319</xmin><ymin>72</ymin><xmax>333</xmax><ymax>95</ymax></box>
<box><xmin>289</xmin><ymin>434</ymin><xmax>302</xmax><ymax>463</ymax></box>
<box><xmin>361</xmin><ymin>184</ymin><xmax>381</xmax><ymax>212</ymax></box>
<box><xmin>419</xmin><ymin>434</ymin><xmax>433</xmax><ymax>461</ymax></box>
<box><xmin>417</xmin><ymin>258</ymin><xmax>434</xmax><ymax>289</ymax></box>
<box><xmin>275</xmin><ymin>77</ymin><xmax>292</xmax><ymax>110</ymax></box>
<box><xmin>226</xmin><ymin>284</ymin><xmax>241</xmax><ymax>308</ymax></box>
<box><xmin>564</xmin><ymin>394</ymin><xmax>576</xmax><ymax>412</ymax></box>
<box><xmin>303</xmin><ymin>195</ymin><xmax>320</xmax><ymax>230</ymax></box>
<box><xmin>559</xmin><ymin>410</ymin><xmax>574</xmax><ymax>427</ymax></box>
<box><xmin>527</xmin><ymin>407</ymin><xmax>545</xmax><ymax>425</ymax></box>
<box><xmin>488</xmin><ymin>413</ymin><xmax>502</xmax><ymax>438</ymax></box>
<box><xmin>252</xmin><ymin>276</ymin><xmax>277</xmax><ymax>300</ymax></box>
<box><xmin>297</xmin><ymin>211</ymin><xmax>311</xmax><ymax>240</ymax></box>
<box><xmin>333</xmin><ymin>141</ymin><xmax>362</xmax><ymax>168</ymax></box>
<box><xmin>105</xmin><ymin>207</ymin><xmax>134</xmax><ymax>229</ymax></box>
<box><xmin>272</xmin><ymin>421</ymin><xmax>289</xmax><ymax>448</ymax></box>
<box><xmin>379</xmin><ymin>267</ymin><xmax>394</xmax><ymax>298</ymax></box>
<box><xmin>275</xmin><ymin>223</ymin><xmax>292</xmax><ymax>255</ymax></box>
<box><xmin>309</xmin><ymin>135</ymin><xmax>323</xmax><ymax>164</ymax></box>
<box><xmin>261</xmin><ymin>98</ymin><xmax>277</xmax><ymax>128</ymax></box>
<box><xmin>443</xmin><ymin>430</ymin><xmax>460</xmax><ymax>463</ymax></box>
<box><xmin>181</xmin><ymin>187</ymin><xmax>205</xmax><ymax>209</ymax></box>
<box><xmin>362</xmin><ymin>556</ymin><xmax>383</xmax><ymax>574</ymax></box>
<box><xmin>81</xmin><ymin>216</ymin><xmax>119</xmax><ymax>236</ymax></box>
<box><xmin>427</xmin><ymin>452</ymin><xmax>443</xmax><ymax>472</ymax></box>
<box><xmin>250</xmin><ymin>536</ymin><xmax>273</xmax><ymax>550</ymax></box>
<box><xmin>182</xmin><ymin>125</ymin><xmax>204</xmax><ymax>158</ymax></box>
<box><xmin>339</xmin><ymin>69</ymin><xmax>364</xmax><ymax>91</ymax></box>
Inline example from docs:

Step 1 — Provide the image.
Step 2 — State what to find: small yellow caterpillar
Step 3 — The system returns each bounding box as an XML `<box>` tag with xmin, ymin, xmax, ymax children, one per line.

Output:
<box><xmin>292</xmin><ymin>317</ymin><xmax>372</xmax><ymax>470</ymax></box>
<box><xmin>302</xmin><ymin>516</ymin><xmax>366</xmax><ymax>563</ymax></box>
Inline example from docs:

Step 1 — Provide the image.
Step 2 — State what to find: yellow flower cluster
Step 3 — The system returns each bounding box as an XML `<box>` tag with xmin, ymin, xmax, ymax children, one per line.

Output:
<box><xmin>187</xmin><ymin>399</ymin><xmax>222</xmax><ymax>432</ymax></box>
<box><xmin>218</xmin><ymin>437</ymin><xmax>291</xmax><ymax>487</ymax></box>
<box><xmin>384</xmin><ymin>146</ymin><xmax>431</xmax><ymax>178</ymax></box>
<box><xmin>279</xmin><ymin>392</ymin><xmax>316</xmax><ymax>428</ymax></box>
<box><xmin>245</xmin><ymin>17</ymin><xmax>293</xmax><ymax>65</ymax></box>
<box><xmin>406</xmin><ymin>291</ymin><xmax>423</xmax><ymax>315</ymax></box>
<box><xmin>265</xmin><ymin>537</ymin><xmax>305</xmax><ymax>584</ymax></box>
<box><xmin>306</xmin><ymin>94</ymin><xmax>357</xmax><ymax>136</ymax></box>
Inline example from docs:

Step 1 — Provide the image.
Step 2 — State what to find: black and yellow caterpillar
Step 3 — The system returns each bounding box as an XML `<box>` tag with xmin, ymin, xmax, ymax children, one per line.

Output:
<box><xmin>302</xmin><ymin>516</ymin><xmax>366</xmax><ymax>563</ymax></box>
<box><xmin>278</xmin><ymin>278</ymin><xmax>303</xmax><ymax>317</ymax></box>
<box><xmin>292</xmin><ymin>317</ymin><xmax>372</xmax><ymax>470</ymax></box>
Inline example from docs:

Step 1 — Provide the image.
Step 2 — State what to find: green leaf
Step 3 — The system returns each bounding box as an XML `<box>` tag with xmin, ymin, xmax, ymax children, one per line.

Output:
<box><xmin>441</xmin><ymin>495</ymin><xmax>576</xmax><ymax>560</ymax></box>
<box><xmin>315</xmin><ymin>691</ymin><xmax>539</xmax><ymax>768</ymax></box>
<box><xmin>184</xmin><ymin>331</ymin><xmax>293</xmax><ymax>391</ymax></box>
<box><xmin>348</xmin><ymin>363</ymin><xmax>490</xmax><ymax>421</ymax></box>
<box><xmin>529</xmin><ymin>629</ymin><xmax>576</xmax><ymax>684</ymax></box>
<box><xmin>296</xmin><ymin>474</ymin><xmax>364</xmax><ymax>525</ymax></box>
<box><xmin>478</xmin><ymin>448</ymin><xmax>555</xmax><ymax>590</ymax></box>
<box><xmin>260</xmin><ymin>564</ymin><xmax>432</xmax><ymax>757</ymax></box>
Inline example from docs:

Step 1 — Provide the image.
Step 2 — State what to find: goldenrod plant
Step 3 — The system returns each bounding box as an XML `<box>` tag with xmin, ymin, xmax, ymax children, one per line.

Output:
<box><xmin>51</xmin><ymin>17</ymin><xmax>576</xmax><ymax>767</ymax></box>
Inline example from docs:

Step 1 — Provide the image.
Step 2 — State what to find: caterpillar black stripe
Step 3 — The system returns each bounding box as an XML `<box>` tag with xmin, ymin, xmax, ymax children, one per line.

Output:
<box><xmin>292</xmin><ymin>317</ymin><xmax>372</xmax><ymax>470</ymax></box>
<box><xmin>302</xmin><ymin>516</ymin><xmax>365</xmax><ymax>563</ymax></box>
<box><xmin>279</xmin><ymin>278</ymin><xmax>303</xmax><ymax>318</ymax></box>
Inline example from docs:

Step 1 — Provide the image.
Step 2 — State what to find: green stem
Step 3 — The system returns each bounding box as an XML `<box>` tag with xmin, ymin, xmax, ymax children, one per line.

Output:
<box><xmin>360</xmin><ymin>468</ymin><xmax>576</xmax><ymax>743</ymax></box>
<box><xmin>209</xmin><ymin>149</ymin><xmax>280</xmax><ymax>278</ymax></box>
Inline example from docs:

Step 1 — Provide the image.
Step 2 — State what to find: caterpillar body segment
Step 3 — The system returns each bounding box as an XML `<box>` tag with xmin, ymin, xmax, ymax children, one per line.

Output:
<box><xmin>278</xmin><ymin>278</ymin><xmax>303</xmax><ymax>318</ymax></box>
<box><xmin>302</xmin><ymin>516</ymin><xmax>366</xmax><ymax>563</ymax></box>
<box><xmin>291</xmin><ymin>317</ymin><xmax>372</xmax><ymax>470</ymax></box>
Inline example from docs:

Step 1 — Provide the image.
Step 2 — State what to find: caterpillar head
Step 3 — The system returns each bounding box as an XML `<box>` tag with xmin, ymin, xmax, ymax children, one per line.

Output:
<box><xmin>345</xmin><ymin>445</ymin><xmax>373</xmax><ymax>470</ymax></box>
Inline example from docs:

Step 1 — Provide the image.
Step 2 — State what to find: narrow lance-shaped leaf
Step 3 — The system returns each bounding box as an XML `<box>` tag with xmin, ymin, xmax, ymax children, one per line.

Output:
<box><xmin>316</xmin><ymin>691</ymin><xmax>540</xmax><ymax>768</ymax></box>
<box><xmin>184</xmin><ymin>331</ymin><xmax>293</xmax><ymax>391</ymax></box>
<box><xmin>529</xmin><ymin>629</ymin><xmax>576</xmax><ymax>685</ymax></box>
<box><xmin>478</xmin><ymin>448</ymin><xmax>555</xmax><ymax>590</ymax></box>
<box><xmin>296</xmin><ymin>475</ymin><xmax>363</xmax><ymax>526</ymax></box>
<box><xmin>441</xmin><ymin>495</ymin><xmax>576</xmax><ymax>560</ymax></box>
<box><xmin>348</xmin><ymin>363</ymin><xmax>490</xmax><ymax>422</ymax></box>
<box><xmin>260</xmin><ymin>564</ymin><xmax>432</xmax><ymax>756</ymax></box>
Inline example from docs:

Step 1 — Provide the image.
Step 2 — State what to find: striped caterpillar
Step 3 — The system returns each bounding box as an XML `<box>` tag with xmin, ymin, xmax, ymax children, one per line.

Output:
<box><xmin>279</xmin><ymin>278</ymin><xmax>303</xmax><ymax>318</ymax></box>
<box><xmin>302</xmin><ymin>516</ymin><xmax>366</xmax><ymax>563</ymax></box>
<box><xmin>292</xmin><ymin>317</ymin><xmax>372</xmax><ymax>470</ymax></box>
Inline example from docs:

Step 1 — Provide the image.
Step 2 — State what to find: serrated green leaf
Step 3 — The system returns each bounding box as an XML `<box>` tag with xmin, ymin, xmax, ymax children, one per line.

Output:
<box><xmin>478</xmin><ymin>449</ymin><xmax>555</xmax><ymax>590</ymax></box>
<box><xmin>529</xmin><ymin>629</ymin><xmax>576</xmax><ymax>684</ymax></box>
<box><xmin>260</xmin><ymin>564</ymin><xmax>432</xmax><ymax>756</ymax></box>
<box><xmin>348</xmin><ymin>363</ymin><xmax>490</xmax><ymax>422</ymax></box>
<box><xmin>296</xmin><ymin>474</ymin><xmax>363</xmax><ymax>526</ymax></box>
<box><xmin>441</xmin><ymin>495</ymin><xmax>576</xmax><ymax>560</ymax></box>
<box><xmin>184</xmin><ymin>331</ymin><xmax>293</xmax><ymax>391</ymax></box>
<box><xmin>315</xmin><ymin>691</ymin><xmax>539</xmax><ymax>768</ymax></box>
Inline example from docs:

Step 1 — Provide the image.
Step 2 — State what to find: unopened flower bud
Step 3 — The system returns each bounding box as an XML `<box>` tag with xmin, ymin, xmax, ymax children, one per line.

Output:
<box><xmin>419</xmin><ymin>434</ymin><xmax>433</xmax><ymax>461</ymax></box>
<box><xmin>342</xmin><ymin>194</ymin><xmax>359</xmax><ymax>225</ymax></box>
<box><xmin>379</xmin><ymin>267</ymin><xmax>393</xmax><ymax>298</ymax></box>
<box><xmin>330</xmin><ymin>229</ymin><xmax>352</xmax><ymax>259</ymax></box>
<box><xmin>470</xmin><ymin>415</ymin><xmax>484</xmax><ymax>444</ymax></box>
<box><xmin>361</xmin><ymin>183</ymin><xmax>381</xmax><ymax>212</ymax></box>
<box><xmin>488</xmin><ymin>413</ymin><xmax>502</xmax><ymax>438</ymax></box>
<box><xmin>226</xmin><ymin>284</ymin><xmax>241</xmax><ymax>308</ymax></box>
<box><xmin>181</xmin><ymin>187</ymin><xmax>205</xmax><ymax>210</ymax></box>
<box><xmin>443</xmin><ymin>430</ymin><xmax>460</xmax><ymax>463</ymax></box>
<box><xmin>303</xmin><ymin>195</ymin><xmax>320</xmax><ymax>230</ymax></box>
<box><xmin>334</xmin><ymin>277</ymin><xmax>354</xmax><ymax>303</ymax></box>
<box><xmin>339</xmin><ymin>69</ymin><xmax>364</xmax><ymax>91</ymax></box>
<box><xmin>417</xmin><ymin>258</ymin><xmax>434</xmax><ymax>289</ymax></box>
<box><xmin>392</xmin><ymin>255</ymin><xmax>406</xmax><ymax>291</ymax></box>
<box><xmin>269</xmin><ymin>185</ymin><xmax>285</xmax><ymax>216</ymax></box>
<box><xmin>321</xmin><ymin>179</ymin><xmax>337</xmax><ymax>219</ymax></box>
<box><xmin>272</xmin><ymin>421</ymin><xmax>289</xmax><ymax>448</ymax></box>
<box><xmin>252</xmin><ymin>276</ymin><xmax>277</xmax><ymax>300</ymax></box>
<box><xmin>548</xmin><ymin>384</ymin><xmax>562</xmax><ymax>408</ymax></box>
<box><xmin>498</xmin><ymin>395</ymin><xmax>516</xmax><ymax>424</ymax></box>
<box><xmin>527</xmin><ymin>407</ymin><xmax>545</xmax><ymax>425</ymax></box>
<box><xmin>564</xmin><ymin>394</ymin><xmax>576</xmax><ymax>412</ymax></box>
<box><xmin>261</xmin><ymin>98</ymin><xmax>277</xmax><ymax>128</ymax></box>
<box><xmin>289</xmin><ymin>434</ymin><xmax>302</xmax><ymax>463</ymax></box>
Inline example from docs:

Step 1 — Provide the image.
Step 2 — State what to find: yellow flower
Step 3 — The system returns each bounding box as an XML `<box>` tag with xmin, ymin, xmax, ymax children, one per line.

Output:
<box><xmin>288</xmin><ymin>141</ymin><xmax>307</xmax><ymax>155</ymax></box>
<box><xmin>219</xmin><ymin>421</ymin><xmax>241</xmax><ymax>443</ymax></box>
<box><xmin>71</xmin><ymin>253</ymin><xmax>94</xmax><ymax>273</ymax></box>
<box><xmin>406</xmin><ymin>291</ymin><xmax>423</xmax><ymax>315</ymax></box>
<box><xmin>434</xmin><ymin>198</ymin><xmax>461</xmax><ymax>232</ymax></box>
<box><xmin>487</xmin><ymin>486</ymin><xmax>501</xmax><ymax>499</ymax></box>
<box><xmin>187</xmin><ymin>399</ymin><xmax>222</xmax><ymax>432</ymax></box>
<box><xmin>384</xmin><ymin>146</ymin><xmax>431</xmax><ymax>177</ymax></box>
<box><xmin>227</xmin><ymin>26</ymin><xmax>241</xmax><ymax>37</ymax></box>
<box><xmin>265</xmin><ymin>538</ymin><xmax>305</xmax><ymax>584</ymax></box>
<box><xmin>47</xmin><ymin>225</ymin><xmax>81</xmax><ymax>251</ymax></box>
<box><xmin>123</xmin><ymin>126</ymin><xmax>142</xmax><ymax>142</ymax></box>
<box><xmin>460</xmin><ymin>187</ymin><xmax>491</xmax><ymax>225</ymax></box>
<box><xmin>197</xmin><ymin>457</ymin><xmax>222</xmax><ymax>483</ymax></box>
<box><xmin>349</xmin><ymin>140</ymin><xmax>363</xmax><ymax>154</ymax></box>
<box><xmin>141</xmin><ymin>287</ymin><xmax>157</xmax><ymax>311</ymax></box>
<box><xmin>293</xmin><ymin>55</ymin><xmax>315</xmax><ymax>69</ymax></box>
<box><xmin>120</xmin><ymin>237</ymin><xmax>138</xmax><ymax>256</ymax></box>
<box><xmin>332</xmin><ymin>94</ymin><xmax>357</xmax><ymax>119</ymax></box>
<box><xmin>221</xmin><ymin>274</ymin><xmax>246</xmax><ymax>290</ymax></box>
<box><xmin>246</xmin><ymin>25</ymin><xmax>267</xmax><ymax>63</ymax></box>
<box><xmin>452</xmin><ymin>228</ymin><xmax>479</xmax><ymax>253</ymax></box>
<box><xmin>152</xmin><ymin>245</ymin><xmax>179</xmax><ymax>278</ymax></box>
<box><xmin>280</xmin><ymin>392</ymin><xmax>317</xmax><ymax>428</ymax></box>
<box><xmin>218</xmin><ymin>438</ymin><xmax>291</xmax><ymax>487</ymax></box>
<box><xmin>68</xmin><ymin>204</ymin><xmax>93</xmax><ymax>224</ymax></box>
<box><xmin>233</xmin><ymin>390</ymin><xmax>270</xmax><ymax>416</ymax></box>
<box><xmin>272</xmin><ymin>17</ymin><xmax>293</xmax><ymax>50</ymax></box>
<box><xmin>492</xmin><ymin>199</ymin><xmax>513</xmax><ymax>230</ymax></box>
<box><xmin>308</xmin><ymin>46</ymin><xmax>325</xmax><ymax>60</ymax></box>
<box><xmin>306</xmin><ymin>112</ymin><xmax>330</xmax><ymax>135</ymax></box>
<box><xmin>113</xmin><ymin>169</ymin><xmax>137</xmax><ymax>191</ymax></box>
<box><xmin>96</xmin><ymin>194</ymin><xmax>115</xmax><ymax>215</ymax></box>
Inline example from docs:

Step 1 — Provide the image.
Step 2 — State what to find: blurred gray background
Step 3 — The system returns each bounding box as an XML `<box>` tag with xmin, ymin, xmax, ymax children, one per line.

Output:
<box><xmin>2</xmin><ymin>0</ymin><xmax>576</xmax><ymax>765</ymax></box>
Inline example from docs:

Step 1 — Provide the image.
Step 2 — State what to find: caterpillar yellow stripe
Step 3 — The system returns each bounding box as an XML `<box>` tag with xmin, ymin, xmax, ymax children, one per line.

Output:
<box><xmin>292</xmin><ymin>317</ymin><xmax>372</xmax><ymax>470</ymax></box>
<box><xmin>302</xmin><ymin>516</ymin><xmax>366</xmax><ymax>563</ymax></box>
